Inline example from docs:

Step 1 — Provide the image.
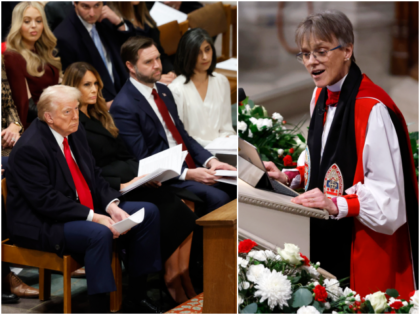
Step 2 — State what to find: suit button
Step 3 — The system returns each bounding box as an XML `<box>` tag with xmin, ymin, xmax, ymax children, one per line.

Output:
<box><xmin>55</xmin><ymin>245</ymin><xmax>60</xmax><ymax>250</ymax></box>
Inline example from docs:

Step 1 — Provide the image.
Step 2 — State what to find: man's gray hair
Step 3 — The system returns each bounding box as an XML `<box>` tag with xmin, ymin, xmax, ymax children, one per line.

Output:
<box><xmin>295</xmin><ymin>10</ymin><xmax>355</xmax><ymax>62</ymax></box>
<box><xmin>37</xmin><ymin>85</ymin><xmax>81</xmax><ymax>121</ymax></box>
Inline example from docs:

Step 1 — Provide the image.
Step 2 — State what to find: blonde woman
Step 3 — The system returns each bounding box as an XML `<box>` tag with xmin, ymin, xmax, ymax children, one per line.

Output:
<box><xmin>3</xmin><ymin>1</ymin><xmax>61</xmax><ymax>129</ymax></box>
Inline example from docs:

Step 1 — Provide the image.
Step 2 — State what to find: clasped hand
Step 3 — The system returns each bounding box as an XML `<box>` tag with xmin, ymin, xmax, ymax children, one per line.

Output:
<box><xmin>92</xmin><ymin>203</ymin><xmax>130</xmax><ymax>239</ymax></box>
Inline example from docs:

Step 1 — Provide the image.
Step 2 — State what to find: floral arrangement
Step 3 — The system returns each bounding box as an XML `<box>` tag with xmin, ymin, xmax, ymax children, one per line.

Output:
<box><xmin>238</xmin><ymin>239</ymin><xmax>418</xmax><ymax>314</ymax></box>
<box><xmin>409</xmin><ymin>131</ymin><xmax>418</xmax><ymax>179</ymax></box>
<box><xmin>238</xmin><ymin>98</ymin><xmax>306</xmax><ymax>170</ymax></box>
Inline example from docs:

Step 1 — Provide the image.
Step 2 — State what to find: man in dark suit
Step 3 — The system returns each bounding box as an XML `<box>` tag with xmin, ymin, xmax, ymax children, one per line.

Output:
<box><xmin>6</xmin><ymin>85</ymin><xmax>161</xmax><ymax>313</ymax></box>
<box><xmin>54</xmin><ymin>2</ymin><xmax>135</xmax><ymax>108</ymax></box>
<box><xmin>110</xmin><ymin>36</ymin><xmax>236</xmax><ymax>214</ymax></box>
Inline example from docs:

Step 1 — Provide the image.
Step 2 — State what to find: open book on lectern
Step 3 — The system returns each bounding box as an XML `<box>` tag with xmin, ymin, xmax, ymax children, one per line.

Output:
<box><xmin>120</xmin><ymin>144</ymin><xmax>188</xmax><ymax>194</ymax></box>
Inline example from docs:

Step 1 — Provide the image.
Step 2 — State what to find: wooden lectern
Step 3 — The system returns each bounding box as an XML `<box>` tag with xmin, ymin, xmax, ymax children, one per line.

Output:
<box><xmin>196</xmin><ymin>199</ymin><xmax>237</xmax><ymax>314</ymax></box>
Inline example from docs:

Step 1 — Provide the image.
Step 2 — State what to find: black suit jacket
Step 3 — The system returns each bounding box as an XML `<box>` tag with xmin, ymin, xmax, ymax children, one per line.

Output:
<box><xmin>79</xmin><ymin>112</ymin><xmax>138</xmax><ymax>190</ymax></box>
<box><xmin>54</xmin><ymin>10</ymin><xmax>135</xmax><ymax>101</ymax></box>
<box><xmin>6</xmin><ymin>119</ymin><xmax>121</xmax><ymax>257</ymax></box>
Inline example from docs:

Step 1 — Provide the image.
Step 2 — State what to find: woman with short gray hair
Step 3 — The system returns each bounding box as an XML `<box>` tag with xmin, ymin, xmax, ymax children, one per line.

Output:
<box><xmin>264</xmin><ymin>10</ymin><xmax>417</xmax><ymax>299</ymax></box>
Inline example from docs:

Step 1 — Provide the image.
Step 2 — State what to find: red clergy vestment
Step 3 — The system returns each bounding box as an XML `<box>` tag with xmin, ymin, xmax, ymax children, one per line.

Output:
<box><xmin>314</xmin><ymin>74</ymin><xmax>416</xmax><ymax>299</ymax></box>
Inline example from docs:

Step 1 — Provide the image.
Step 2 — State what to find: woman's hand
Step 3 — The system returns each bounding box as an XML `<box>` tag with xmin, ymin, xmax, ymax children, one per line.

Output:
<box><xmin>263</xmin><ymin>161</ymin><xmax>288</xmax><ymax>185</ymax></box>
<box><xmin>120</xmin><ymin>174</ymin><xmax>148</xmax><ymax>190</ymax></box>
<box><xmin>291</xmin><ymin>188</ymin><xmax>338</xmax><ymax>215</ymax></box>
<box><xmin>159</xmin><ymin>72</ymin><xmax>177</xmax><ymax>85</ymax></box>
<box><xmin>1</xmin><ymin>123</ymin><xmax>21</xmax><ymax>149</ymax></box>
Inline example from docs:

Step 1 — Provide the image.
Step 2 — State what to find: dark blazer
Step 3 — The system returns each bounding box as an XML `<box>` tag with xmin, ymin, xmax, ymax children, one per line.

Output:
<box><xmin>54</xmin><ymin>10</ymin><xmax>135</xmax><ymax>101</ymax></box>
<box><xmin>79</xmin><ymin>111</ymin><xmax>138</xmax><ymax>190</ymax></box>
<box><xmin>6</xmin><ymin>119</ymin><xmax>120</xmax><ymax>257</ymax></box>
<box><xmin>110</xmin><ymin>80</ymin><xmax>213</xmax><ymax>168</ymax></box>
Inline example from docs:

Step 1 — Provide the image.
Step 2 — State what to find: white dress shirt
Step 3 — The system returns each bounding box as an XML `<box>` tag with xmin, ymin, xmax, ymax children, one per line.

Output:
<box><xmin>77</xmin><ymin>14</ymin><xmax>115</xmax><ymax>82</ymax></box>
<box><xmin>49</xmin><ymin>127</ymin><xmax>119</xmax><ymax>221</ymax></box>
<box><xmin>130</xmin><ymin>78</ymin><xmax>215</xmax><ymax>180</ymax></box>
<box><xmin>168</xmin><ymin>72</ymin><xmax>236</xmax><ymax>147</ymax></box>
<box><xmin>304</xmin><ymin>76</ymin><xmax>406</xmax><ymax>235</ymax></box>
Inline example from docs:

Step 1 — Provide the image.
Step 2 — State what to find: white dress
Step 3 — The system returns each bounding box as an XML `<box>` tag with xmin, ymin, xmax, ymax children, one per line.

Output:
<box><xmin>168</xmin><ymin>72</ymin><xmax>236</xmax><ymax>147</ymax></box>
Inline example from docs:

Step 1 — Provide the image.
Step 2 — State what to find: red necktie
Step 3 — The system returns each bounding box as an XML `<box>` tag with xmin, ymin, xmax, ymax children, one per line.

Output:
<box><xmin>324</xmin><ymin>89</ymin><xmax>341</xmax><ymax>125</ymax></box>
<box><xmin>152</xmin><ymin>89</ymin><xmax>196</xmax><ymax>169</ymax></box>
<box><xmin>63</xmin><ymin>138</ymin><xmax>94</xmax><ymax>209</ymax></box>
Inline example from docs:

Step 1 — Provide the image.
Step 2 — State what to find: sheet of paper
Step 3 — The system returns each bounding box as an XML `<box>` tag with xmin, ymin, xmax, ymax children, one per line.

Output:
<box><xmin>150</xmin><ymin>2</ymin><xmax>188</xmax><ymax>26</ymax></box>
<box><xmin>112</xmin><ymin>208</ymin><xmax>145</xmax><ymax>234</ymax></box>
<box><xmin>216</xmin><ymin>58</ymin><xmax>237</xmax><ymax>71</ymax></box>
<box><xmin>138</xmin><ymin>144</ymin><xmax>183</xmax><ymax>177</ymax></box>
<box><xmin>215</xmin><ymin>170</ymin><xmax>237</xmax><ymax>177</ymax></box>
<box><xmin>216</xmin><ymin>177</ymin><xmax>237</xmax><ymax>185</ymax></box>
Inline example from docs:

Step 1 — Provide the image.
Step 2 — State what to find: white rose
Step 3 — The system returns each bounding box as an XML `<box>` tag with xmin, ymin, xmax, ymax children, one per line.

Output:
<box><xmin>324</xmin><ymin>302</ymin><xmax>331</xmax><ymax>310</ymax></box>
<box><xmin>242</xmin><ymin>281</ymin><xmax>250</xmax><ymax>290</ymax></box>
<box><xmin>277</xmin><ymin>243</ymin><xmax>303</xmax><ymax>265</ymax></box>
<box><xmin>272</xmin><ymin>112</ymin><xmax>283</xmax><ymax>121</ymax></box>
<box><xmin>238</xmin><ymin>121</ymin><xmax>247</xmax><ymax>132</ymax></box>
<box><xmin>297</xmin><ymin>306</ymin><xmax>320</xmax><ymax>314</ymax></box>
<box><xmin>277</xmin><ymin>149</ymin><xmax>284</xmax><ymax>156</ymax></box>
<box><xmin>238</xmin><ymin>294</ymin><xmax>244</xmax><ymax>305</ymax></box>
<box><xmin>238</xmin><ymin>257</ymin><xmax>249</xmax><ymax>269</ymax></box>
<box><xmin>246</xmin><ymin>264</ymin><xmax>266</xmax><ymax>283</ymax></box>
<box><xmin>247</xmin><ymin>250</ymin><xmax>267</xmax><ymax>262</ymax></box>
<box><xmin>367</xmin><ymin>291</ymin><xmax>388</xmax><ymax>313</ymax></box>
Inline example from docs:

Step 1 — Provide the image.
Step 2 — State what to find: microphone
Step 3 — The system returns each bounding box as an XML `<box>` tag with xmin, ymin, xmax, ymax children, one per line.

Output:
<box><xmin>238</xmin><ymin>88</ymin><xmax>247</xmax><ymax>103</ymax></box>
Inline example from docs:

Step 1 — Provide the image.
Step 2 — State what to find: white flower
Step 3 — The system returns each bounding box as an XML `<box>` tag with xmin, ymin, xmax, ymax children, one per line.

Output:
<box><xmin>249</xmin><ymin>117</ymin><xmax>258</xmax><ymax>125</ymax></box>
<box><xmin>238</xmin><ymin>294</ymin><xmax>243</xmax><ymax>305</ymax></box>
<box><xmin>324</xmin><ymin>302</ymin><xmax>331</xmax><ymax>310</ymax></box>
<box><xmin>248</xmin><ymin>129</ymin><xmax>253</xmax><ymax>138</ymax></box>
<box><xmin>244</xmin><ymin>104</ymin><xmax>251</xmax><ymax>115</ymax></box>
<box><xmin>316</xmin><ymin>262</ymin><xmax>321</xmax><ymax>267</ymax></box>
<box><xmin>297</xmin><ymin>306</ymin><xmax>320</xmax><ymax>314</ymax></box>
<box><xmin>282</xmin><ymin>126</ymin><xmax>287</xmax><ymax>130</ymax></box>
<box><xmin>264</xmin><ymin>250</ymin><xmax>276</xmax><ymax>260</ymax></box>
<box><xmin>254</xmin><ymin>269</ymin><xmax>292</xmax><ymax>310</ymax></box>
<box><xmin>277</xmin><ymin>149</ymin><xmax>284</xmax><ymax>156</ymax></box>
<box><xmin>410</xmin><ymin>291</ymin><xmax>419</xmax><ymax>314</ymax></box>
<box><xmin>246</xmin><ymin>264</ymin><xmax>266</xmax><ymax>283</ymax></box>
<box><xmin>302</xmin><ymin>265</ymin><xmax>320</xmax><ymax>278</ymax></box>
<box><xmin>247</xmin><ymin>250</ymin><xmax>267</xmax><ymax>262</ymax></box>
<box><xmin>277</xmin><ymin>243</ymin><xmax>303</xmax><ymax>265</ymax></box>
<box><xmin>365</xmin><ymin>291</ymin><xmax>387</xmax><ymax>313</ymax></box>
<box><xmin>275</xmin><ymin>255</ymin><xmax>282</xmax><ymax>261</ymax></box>
<box><xmin>354</xmin><ymin>294</ymin><xmax>361</xmax><ymax>302</ymax></box>
<box><xmin>324</xmin><ymin>279</ymin><xmax>343</xmax><ymax>301</ymax></box>
<box><xmin>272</xmin><ymin>112</ymin><xmax>283</xmax><ymax>121</ymax></box>
<box><xmin>242</xmin><ymin>281</ymin><xmax>250</xmax><ymax>290</ymax></box>
<box><xmin>238</xmin><ymin>121</ymin><xmax>247</xmax><ymax>132</ymax></box>
<box><xmin>237</xmin><ymin>257</ymin><xmax>249</xmax><ymax>269</ymax></box>
<box><xmin>262</xmin><ymin>118</ymin><xmax>273</xmax><ymax>129</ymax></box>
<box><xmin>388</xmin><ymin>297</ymin><xmax>408</xmax><ymax>307</ymax></box>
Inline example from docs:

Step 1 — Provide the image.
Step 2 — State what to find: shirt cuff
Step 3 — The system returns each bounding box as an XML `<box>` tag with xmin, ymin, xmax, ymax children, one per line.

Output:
<box><xmin>105</xmin><ymin>199</ymin><xmax>120</xmax><ymax>214</ymax></box>
<box><xmin>86</xmin><ymin>210</ymin><xmax>94</xmax><ymax>221</ymax></box>
<box><xmin>179</xmin><ymin>169</ymin><xmax>188</xmax><ymax>181</ymax></box>
<box><xmin>204</xmin><ymin>156</ymin><xmax>217</xmax><ymax>168</ymax></box>
<box><xmin>333</xmin><ymin>195</ymin><xmax>360</xmax><ymax>220</ymax></box>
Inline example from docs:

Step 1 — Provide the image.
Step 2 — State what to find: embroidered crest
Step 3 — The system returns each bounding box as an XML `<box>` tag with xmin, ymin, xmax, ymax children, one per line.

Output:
<box><xmin>323</xmin><ymin>163</ymin><xmax>344</xmax><ymax>199</ymax></box>
<box><xmin>304</xmin><ymin>146</ymin><xmax>311</xmax><ymax>191</ymax></box>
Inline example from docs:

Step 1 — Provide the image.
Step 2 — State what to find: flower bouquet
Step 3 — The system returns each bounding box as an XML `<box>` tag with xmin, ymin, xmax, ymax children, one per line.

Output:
<box><xmin>238</xmin><ymin>239</ymin><xmax>418</xmax><ymax>314</ymax></box>
<box><xmin>238</xmin><ymin>98</ymin><xmax>306</xmax><ymax>170</ymax></box>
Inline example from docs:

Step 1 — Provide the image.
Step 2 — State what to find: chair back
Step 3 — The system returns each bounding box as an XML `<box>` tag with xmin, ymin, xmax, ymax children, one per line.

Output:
<box><xmin>158</xmin><ymin>20</ymin><xmax>182</xmax><ymax>56</ymax></box>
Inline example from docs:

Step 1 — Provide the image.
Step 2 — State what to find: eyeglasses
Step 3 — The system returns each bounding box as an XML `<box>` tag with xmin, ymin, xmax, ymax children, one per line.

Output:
<box><xmin>296</xmin><ymin>45</ymin><xmax>342</xmax><ymax>64</ymax></box>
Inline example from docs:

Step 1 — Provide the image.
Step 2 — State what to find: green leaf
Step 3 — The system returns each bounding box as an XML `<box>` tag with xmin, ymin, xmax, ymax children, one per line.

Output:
<box><xmin>291</xmin><ymin>288</ymin><xmax>313</xmax><ymax>308</ymax></box>
<box><xmin>291</xmin><ymin>276</ymin><xmax>301</xmax><ymax>284</ymax></box>
<box><xmin>365</xmin><ymin>300</ymin><xmax>375</xmax><ymax>314</ymax></box>
<box><xmin>410</xmin><ymin>131</ymin><xmax>419</xmax><ymax>140</ymax></box>
<box><xmin>297</xmin><ymin>133</ymin><xmax>306</xmax><ymax>143</ymax></box>
<box><xmin>241</xmin><ymin>303</ymin><xmax>258</xmax><ymax>314</ymax></box>
<box><xmin>386</xmin><ymin>288</ymin><xmax>399</xmax><ymax>298</ymax></box>
<box><xmin>313</xmin><ymin>301</ymin><xmax>325</xmax><ymax>313</ymax></box>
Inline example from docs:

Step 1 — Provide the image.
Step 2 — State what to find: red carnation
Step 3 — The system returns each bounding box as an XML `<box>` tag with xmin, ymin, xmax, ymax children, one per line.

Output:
<box><xmin>300</xmin><ymin>253</ymin><xmax>310</xmax><ymax>266</ymax></box>
<box><xmin>289</xmin><ymin>148</ymin><xmax>295</xmax><ymax>154</ymax></box>
<box><xmin>238</xmin><ymin>239</ymin><xmax>258</xmax><ymax>254</ymax></box>
<box><xmin>390</xmin><ymin>301</ymin><xmax>404</xmax><ymax>310</ymax></box>
<box><xmin>410</xmin><ymin>290</ymin><xmax>416</xmax><ymax>297</ymax></box>
<box><xmin>313</xmin><ymin>285</ymin><xmax>328</xmax><ymax>303</ymax></box>
<box><xmin>283</xmin><ymin>155</ymin><xmax>293</xmax><ymax>167</ymax></box>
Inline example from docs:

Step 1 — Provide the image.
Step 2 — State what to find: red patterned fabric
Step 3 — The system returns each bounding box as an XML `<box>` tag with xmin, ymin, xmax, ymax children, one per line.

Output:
<box><xmin>63</xmin><ymin>138</ymin><xmax>94</xmax><ymax>210</ymax></box>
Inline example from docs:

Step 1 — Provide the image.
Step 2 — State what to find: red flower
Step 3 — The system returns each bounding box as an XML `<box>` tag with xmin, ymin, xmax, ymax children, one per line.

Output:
<box><xmin>239</xmin><ymin>101</ymin><xmax>244</xmax><ymax>107</ymax></box>
<box><xmin>410</xmin><ymin>290</ymin><xmax>416</xmax><ymax>297</ymax></box>
<box><xmin>390</xmin><ymin>301</ymin><xmax>404</xmax><ymax>310</ymax></box>
<box><xmin>289</xmin><ymin>148</ymin><xmax>295</xmax><ymax>154</ymax></box>
<box><xmin>313</xmin><ymin>285</ymin><xmax>328</xmax><ymax>303</ymax></box>
<box><xmin>238</xmin><ymin>239</ymin><xmax>258</xmax><ymax>254</ymax></box>
<box><xmin>283</xmin><ymin>155</ymin><xmax>293</xmax><ymax>167</ymax></box>
<box><xmin>300</xmin><ymin>253</ymin><xmax>310</xmax><ymax>266</ymax></box>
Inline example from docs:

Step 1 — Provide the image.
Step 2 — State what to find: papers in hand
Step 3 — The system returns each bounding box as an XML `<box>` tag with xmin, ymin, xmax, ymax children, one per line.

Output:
<box><xmin>112</xmin><ymin>208</ymin><xmax>144</xmax><ymax>234</ymax></box>
<box><xmin>216</xmin><ymin>58</ymin><xmax>237</xmax><ymax>71</ymax></box>
<box><xmin>215</xmin><ymin>170</ymin><xmax>237</xmax><ymax>186</ymax></box>
<box><xmin>120</xmin><ymin>144</ymin><xmax>187</xmax><ymax>194</ymax></box>
<box><xmin>205</xmin><ymin>135</ymin><xmax>237</xmax><ymax>155</ymax></box>
<box><xmin>149</xmin><ymin>2</ymin><xmax>187</xmax><ymax>26</ymax></box>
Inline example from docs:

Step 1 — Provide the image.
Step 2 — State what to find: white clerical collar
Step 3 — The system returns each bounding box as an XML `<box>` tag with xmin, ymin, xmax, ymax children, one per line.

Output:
<box><xmin>130</xmin><ymin>77</ymin><xmax>157</xmax><ymax>98</ymax></box>
<box><xmin>327</xmin><ymin>74</ymin><xmax>348</xmax><ymax>92</ymax></box>
<box><xmin>77</xmin><ymin>13</ymin><xmax>94</xmax><ymax>33</ymax></box>
<box><xmin>49</xmin><ymin>126</ymin><xmax>67</xmax><ymax>148</ymax></box>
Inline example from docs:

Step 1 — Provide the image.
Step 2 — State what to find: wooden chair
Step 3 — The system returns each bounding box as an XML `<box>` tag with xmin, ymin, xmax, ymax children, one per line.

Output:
<box><xmin>187</xmin><ymin>2</ymin><xmax>232</xmax><ymax>62</ymax></box>
<box><xmin>158</xmin><ymin>20</ymin><xmax>182</xmax><ymax>56</ymax></box>
<box><xmin>1</xmin><ymin>178</ymin><xmax>122</xmax><ymax>313</ymax></box>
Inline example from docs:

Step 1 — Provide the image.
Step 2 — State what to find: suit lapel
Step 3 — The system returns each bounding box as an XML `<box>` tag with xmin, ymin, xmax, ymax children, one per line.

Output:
<box><xmin>127</xmin><ymin>81</ymin><xmax>169</xmax><ymax>145</ymax></box>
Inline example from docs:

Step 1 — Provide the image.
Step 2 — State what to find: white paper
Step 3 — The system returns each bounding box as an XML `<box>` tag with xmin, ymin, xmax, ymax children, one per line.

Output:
<box><xmin>216</xmin><ymin>177</ymin><xmax>237</xmax><ymax>185</ymax></box>
<box><xmin>138</xmin><ymin>144</ymin><xmax>183</xmax><ymax>177</ymax></box>
<box><xmin>216</xmin><ymin>58</ymin><xmax>237</xmax><ymax>71</ymax></box>
<box><xmin>150</xmin><ymin>2</ymin><xmax>188</xmax><ymax>26</ymax></box>
<box><xmin>112</xmin><ymin>208</ymin><xmax>145</xmax><ymax>234</ymax></box>
<box><xmin>215</xmin><ymin>170</ymin><xmax>237</xmax><ymax>177</ymax></box>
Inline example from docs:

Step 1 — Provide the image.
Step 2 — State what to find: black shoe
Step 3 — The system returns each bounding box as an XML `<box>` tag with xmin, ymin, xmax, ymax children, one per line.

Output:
<box><xmin>2</xmin><ymin>293</ymin><xmax>19</xmax><ymax>304</ymax></box>
<box><xmin>123</xmin><ymin>297</ymin><xmax>162</xmax><ymax>313</ymax></box>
